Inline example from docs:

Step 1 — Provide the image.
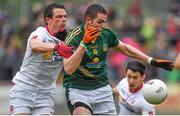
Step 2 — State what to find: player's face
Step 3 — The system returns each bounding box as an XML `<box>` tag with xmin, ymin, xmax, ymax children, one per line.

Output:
<box><xmin>86</xmin><ymin>13</ymin><xmax>107</xmax><ymax>36</ymax></box>
<box><xmin>126</xmin><ymin>69</ymin><xmax>145</xmax><ymax>93</ymax></box>
<box><xmin>47</xmin><ymin>8</ymin><xmax>67</xmax><ymax>33</ymax></box>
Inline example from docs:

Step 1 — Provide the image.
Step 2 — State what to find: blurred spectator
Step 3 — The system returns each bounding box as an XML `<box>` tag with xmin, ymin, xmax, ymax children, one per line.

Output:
<box><xmin>169</xmin><ymin>0</ymin><xmax>180</xmax><ymax>16</ymax></box>
<box><xmin>167</xmin><ymin>15</ymin><xmax>180</xmax><ymax>46</ymax></box>
<box><xmin>150</xmin><ymin>31</ymin><xmax>171</xmax><ymax>81</ymax></box>
<box><xmin>76</xmin><ymin>0</ymin><xmax>94</xmax><ymax>24</ymax></box>
<box><xmin>63</xmin><ymin>1</ymin><xmax>77</xmax><ymax>30</ymax></box>
<box><xmin>140</xmin><ymin>17</ymin><xmax>156</xmax><ymax>51</ymax></box>
<box><xmin>127</xmin><ymin>0</ymin><xmax>142</xmax><ymax>18</ymax></box>
<box><xmin>31</xmin><ymin>2</ymin><xmax>45</xmax><ymax>27</ymax></box>
<box><xmin>107</xmin><ymin>6</ymin><xmax>118</xmax><ymax>23</ymax></box>
<box><xmin>167</xmin><ymin>51</ymin><xmax>180</xmax><ymax>83</ymax></box>
<box><xmin>127</xmin><ymin>0</ymin><xmax>142</xmax><ymax>35</ymax></box>
<box><xmin>167</xmin><ymin>15</ymin><xmax>178</xmax><ymax>37</ymax></box>
<box><xmin>0</xmin><ymin>39</ymin><xmax>5</xmax><ymax>61</ymax></box>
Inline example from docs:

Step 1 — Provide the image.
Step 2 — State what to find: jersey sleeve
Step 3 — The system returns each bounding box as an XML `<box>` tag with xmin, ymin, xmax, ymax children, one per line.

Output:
<box><xmin>105</xmin><ymin>28</ymin><xmax>119</xmax><ymax>48</ymax></box>
<box><xmin>29</xmin><ymin>27</ymin><xmax>46</xmax><ymax>42</ymax></box>
<box><xmin>142</xmin><ymin>109</ymin><xmax>155</xmax><ymax>116</ymax></box>
<box><xmin>116</xmin><ymin>78</ymin><xmax>126</xmax><ymax>98</ymax></box>
<box><xmin>64</xmin><ymin>28</ymin><xmax>81</xmax><ymax>50</ymax></box>
<box><xmin>29</xmin><ymin>32</ymin><xmax>44</xmax><ymax>41</ymax></box>
<box><xmin>142</xmin><ymin>99</ymin><xmax>156</xmax><ymax>115</ymax></box>
<box><xmin>116</xmin><ymin>80</ymin><xmax>123</xmax><ymax>93</ymax></box>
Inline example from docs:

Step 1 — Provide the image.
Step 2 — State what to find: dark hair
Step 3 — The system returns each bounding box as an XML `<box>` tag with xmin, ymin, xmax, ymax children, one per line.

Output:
<box><xmin>85</xmin><ymin>4</ymin><xmax>107</xmax><ymax>20</ymax></box>
<box><xmin>126</xmin><ymin>60</ymin><xmax>146</xmax><ymax>75</ymax></box>
<box><xmin>43</xmin><ymin>3</ymin><xmax>65</xmax><ymax>24</ymax></box>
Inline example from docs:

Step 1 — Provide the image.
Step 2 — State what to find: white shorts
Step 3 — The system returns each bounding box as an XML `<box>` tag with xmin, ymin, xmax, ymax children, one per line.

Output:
<box><xmin>66</xmin><ymin>84</ymin><xmax>117</xmax><ymax>115</ymax></box>
<box><xmin>9</xmin><ymin>85</ymin><xmax>55</xmax><ymax>115</ymax></box>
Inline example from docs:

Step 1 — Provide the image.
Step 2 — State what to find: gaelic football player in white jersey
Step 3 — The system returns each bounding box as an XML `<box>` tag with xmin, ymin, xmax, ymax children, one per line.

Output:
<box><xmin>9</xmin><ymin>3</ymin><xmax>72</xmax><ymax>115</ymax></box>
<box><xmin>113</xmin><ymin>60</ymin><xmax>155</xmax><ymax>115</ymax></box>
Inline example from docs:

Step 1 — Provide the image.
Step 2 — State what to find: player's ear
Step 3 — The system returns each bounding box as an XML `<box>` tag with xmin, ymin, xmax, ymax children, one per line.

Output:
<box><xmin>142</xmin><ymin>74</ymin><xmax>145</xmax><ymax>81</ymax></box>
<box><xmin>45</xmin><ymin>17</ymin><xmax>51</xmax><ymax>24</ymax></box>
<box><xmin>85</xmin><ymin>17</ymin><xmax>91</xmax><ymax>25</ymax></box>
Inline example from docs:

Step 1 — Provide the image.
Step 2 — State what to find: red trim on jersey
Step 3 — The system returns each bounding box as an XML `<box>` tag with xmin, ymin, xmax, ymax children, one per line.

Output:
<box><xmin>31</xmin><ymin>35</ymin><xmax>37</xmax><ymax>39</ymax></box>
<box><xmin>9</xmin><ymin>105</ymin><xmax>14</xmax><ymax>113</ymax></box>
<box><xmin>131</xmin><ymin>83</ymin><xmax>143</xmax><ymax>93</ymax></box>
<box><xmin>149</xmin><ymin>111</ymin><xmax>154</xmax><ymax>116</ymax></box>
<box><xmin>46</xmin><ymin>26</ymin><xmax>65</xmax><ymax>37</ymax></box>
<box><xmin>46</xmin><ymin>26</ymin><xmax>56</xmax><ymax>36</ymax></box>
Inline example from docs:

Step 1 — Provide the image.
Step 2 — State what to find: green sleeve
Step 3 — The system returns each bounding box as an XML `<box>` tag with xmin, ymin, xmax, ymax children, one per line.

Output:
<box><xmin>65</xmin><ymin>27</ymin><xmax>81</xmax><ymax>49</ymax></box>
<box><xmin>106</xmin><ymin>28</ymin><xmax>119</xmax><ymax>48</ymax></box>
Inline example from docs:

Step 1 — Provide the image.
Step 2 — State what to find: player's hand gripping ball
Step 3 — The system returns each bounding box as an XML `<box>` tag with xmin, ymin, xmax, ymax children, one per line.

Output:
<box><xmin>142</xmin><ymin>79</ymin><xmax>168</xmax><ymax>105</ymax></box>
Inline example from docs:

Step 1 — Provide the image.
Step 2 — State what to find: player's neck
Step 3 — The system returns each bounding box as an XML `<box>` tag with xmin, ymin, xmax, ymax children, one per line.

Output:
<box><xmin>130</xmin><ymin>83</ymin><xmax>143</xmax><ymax>93</ymax></box>
<box><xmin>84</xmin><ymin>23</ymin><xmax>89</xmax><ymax>31</ymax></box>
<box><xmin>46</xmin><ymin>26</ymin><xmax>56</xmax><ymax>37</ymax></box>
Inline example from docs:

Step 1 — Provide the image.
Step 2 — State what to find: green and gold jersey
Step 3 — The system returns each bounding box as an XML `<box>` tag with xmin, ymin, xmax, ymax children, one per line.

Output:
<box><xmin>63</xmin><ymin>23</ymin><xmax>119</xmax><ymax>90</ymax></box>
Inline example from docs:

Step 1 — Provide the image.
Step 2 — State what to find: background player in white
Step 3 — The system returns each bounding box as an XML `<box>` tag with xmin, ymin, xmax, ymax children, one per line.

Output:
<box><xmin>113</xmin><ymin>60</ymin><xmax>155</xmax><ymax>115</ymax></box>
<box><xmin>9</xmin><ymin>3</ymin><xmax>72</xmax><ymax>115</ymax></box>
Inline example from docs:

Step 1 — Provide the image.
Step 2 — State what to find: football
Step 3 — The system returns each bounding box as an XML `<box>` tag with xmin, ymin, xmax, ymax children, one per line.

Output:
<box><xmin>142</xmin><ymin>79</ymin><xmax>168</xmax><ymax>105</ymax></box>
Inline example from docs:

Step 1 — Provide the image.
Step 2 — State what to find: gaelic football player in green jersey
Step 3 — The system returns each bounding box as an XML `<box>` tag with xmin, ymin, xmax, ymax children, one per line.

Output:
<box><xmin>63</xmin><ymin>4</ymin><xmax>173</xmax><ymax>115</ymax></box>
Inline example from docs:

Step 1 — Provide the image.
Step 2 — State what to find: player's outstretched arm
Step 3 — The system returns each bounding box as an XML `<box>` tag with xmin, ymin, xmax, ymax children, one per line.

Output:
<box><xmin>147</xmin><ymin>57</ymin><xmax>174</xmax><ymax>71</ymax></box>
<box><xmin>29</xmin><ymin>35</ymin><xmax>55</xmax><ymax>52</ymax></box>
<box><xmin>29</xmin><ymin>35</ymin><xmax>73</xmax><ymax>58</ymax></box>
<box><xmin>174</xmin><ymin>52</ymin><xmax>180</xmax><ymax>69</ymax></box>
<box><xmin>112</xmin><ymin>87</ymin><xmax>119</xmax><ymax>96</ymax></box>
<box><xmin>63</xmin><ymin>44</ymin><xmax>86</xmax><ymax>74</ymax></box>
<box><xmin>114</xmin><ymin>40</ymin><xmax>174</xmax><ymax>71</ymax></box>
<box><xmin>54</xmin><ymin>43</ymin><xmax>73</xmax><ymax>58</ymax></box>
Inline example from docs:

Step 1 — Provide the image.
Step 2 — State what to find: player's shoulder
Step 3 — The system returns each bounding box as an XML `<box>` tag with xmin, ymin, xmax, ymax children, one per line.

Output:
<box><xmin>65</xmin><ymin>26</ymin><xmax>82</xmax><ymax>44</ymax></box>
<box><xmin>68</xmin><ymin>26</ymin><xmax>82</xmax><ymax>35</ymax></box>
<box><xmin>36</xmin><ymin>26</ymin><xmax>46</xmax><ymax>32</ymax></box>
<box><xmin>117</xmin><ymin>77</ymin><xmax>127</xmax><ymax>89</ymax></box>
<box><xmin>32</xmin><ymin>26</ymin><xmax>46</xmax><ymax>35</ymax></box>
<box><xmin>121</xmin><ymin>77</ymin><xmax>128</xmax><ymax>84</ymax></box>
<box><xmin>30</xmin><ymin>26</ymin><xmax>45</xmax><ymax>37</ymax></box>
<box><xmin>102</xmin><ymin>26</ymin><xmax>115</xmax><ymax>34</ymax></box>
<box><xmin>103</xmin><ymin>26</ymin><xmax>112</xmax><ymax>31</ymax></box>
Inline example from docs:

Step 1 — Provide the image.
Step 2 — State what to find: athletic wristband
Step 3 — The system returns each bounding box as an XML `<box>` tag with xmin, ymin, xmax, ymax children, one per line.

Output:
<box><xmin>147</xmin><ymin>57</ymin><xmax>153</xmax><ymax>64</ymax></box>
<box><xmin>80</xmin><ymin>41</ymin><xmax>87</xmax><ymax>49</ymax></box>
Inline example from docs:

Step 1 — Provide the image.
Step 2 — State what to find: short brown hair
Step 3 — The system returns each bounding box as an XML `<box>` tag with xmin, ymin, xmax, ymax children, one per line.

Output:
<box><xmin>85</xmin><ymin>4</ymin><xmax>107</xmax><ymax>20</ymax></box>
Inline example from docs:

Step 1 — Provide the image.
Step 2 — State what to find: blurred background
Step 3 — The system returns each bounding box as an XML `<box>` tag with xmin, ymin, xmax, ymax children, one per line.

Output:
<box><xmin>0</xmin><ymin>0</ymin><xmax>180</xmax><ymax>115</ymax></box>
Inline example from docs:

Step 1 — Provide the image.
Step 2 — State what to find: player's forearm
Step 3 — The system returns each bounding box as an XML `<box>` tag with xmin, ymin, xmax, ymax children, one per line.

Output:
<box><xmin>117</xmin><ymin>43</ymin><xmax>149</xmax><ymax>63</ymax></box>
<box><xmin>125</xmin><ymin>44</ymin><xmax>149</xmax><ymax>62</ymax></box>
<box><xmin>63</xmin><ymin>45</ymin><xmax>86</xmax><ymax>74</ymax></box>
<box><xmin>30</xmin><ymin>39</ymin><xmax>55</xmax><ymax>52</ymax></box>
<box><xmin>174</xmin><ymin>53</ymin><xmax>180</xmax><ymax>69</ymax></box>
<box><xmin>142</xmin><ymin>110</ymin><xmax>155</xmax><ymax>116</ymax></box>
<box><xmin>112</xmin><ymin>88</ymin><xmax>119</xmax><ymax>96</ymax></box>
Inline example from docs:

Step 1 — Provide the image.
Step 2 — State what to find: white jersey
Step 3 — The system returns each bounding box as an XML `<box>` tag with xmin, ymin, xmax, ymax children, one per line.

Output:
<box><xmin>116</xmin><ymin>78</ymin><xmax>155</xmax><ymax>115</ymax></box>
<box><xmin>12</xmin><ymin>27</ymin><xmax>63</xmax><ymax>93</ymax></box>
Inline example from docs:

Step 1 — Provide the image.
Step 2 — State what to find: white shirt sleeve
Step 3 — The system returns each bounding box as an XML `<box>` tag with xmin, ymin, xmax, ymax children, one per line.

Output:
<box><xmin>142</xmin><ymin>100</ymin><xmax>156</xmax><ymax>115</ymax></box>
<box><xmin>116</xmin><ymin>77</ymin><xmax>127</xmax><ymax>98</ymax></box>
<box><xmin>29</xmin><ymin>27</ymin><xmax>45</xmax><ymax>42</ymax></box>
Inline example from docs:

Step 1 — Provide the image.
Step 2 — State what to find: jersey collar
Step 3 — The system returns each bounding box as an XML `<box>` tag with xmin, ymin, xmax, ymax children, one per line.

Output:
<box><xmin>46</xmin><ymin>26</ymin><xmax>56</xmax><ymax>37</ymax></box>
<box><xmin>80</xmin><ymin>21</ymin><xmax>85</xmax><ymax>35</ymax></box>
<box><xmin>131</xmin><ymin>83</ymin><xmax>144</xmax><ymax>93</ymax></box>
